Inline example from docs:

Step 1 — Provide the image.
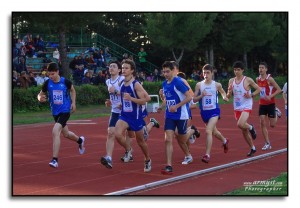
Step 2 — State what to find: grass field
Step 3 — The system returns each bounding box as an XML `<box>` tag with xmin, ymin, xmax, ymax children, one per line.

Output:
<box><xmin>13</xmin><ymin>105</ymin><xmax>111</xmax><ymax>125</ymax></box>
<box><xmin>225</xmin><ymin>172</ymin><xmax>287</xmax><ymax>195</ymax></box>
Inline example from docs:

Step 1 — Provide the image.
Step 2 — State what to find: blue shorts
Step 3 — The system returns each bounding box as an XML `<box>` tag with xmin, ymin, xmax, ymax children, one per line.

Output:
<box><xmin>142</xmin><ymin>108</ymin><xmax>148</xmax><ymax>118</ymax></box>
<box><xmin>108</xmin><ymin>112</ymin><xmax>120</xmax><ymax>127</ymax></box>
<box><xmin>201</xmin><ymin>108</ymin><xmax>220</xmax><ymax>124</ymax></box>
<box><xmin>119</xmin><ymin>116</ymin><xmax>144</xmax><ymax>131</ymax></box>
<box><xmin>164</xmin><ymin>118</ymin><xmax>188</xmax><ymax>134</ymax></box>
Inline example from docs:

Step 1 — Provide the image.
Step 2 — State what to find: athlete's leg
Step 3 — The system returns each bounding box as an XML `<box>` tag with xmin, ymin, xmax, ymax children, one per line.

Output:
<box><xmin>237</xmin><ymin>112</ymin><xmax>255</xmax><ymax>148</ymax></box>
<box><xmin>135</xmin><ymin>129</ymin><xmax>151</xmax><ymax>161</ymax></box>
<box><xmin>164</xmin><ymin>130</ymin><xmax>174</xmax><ymax>166</ymax></box>
<box><xmin>205</xmin><ymin>116</ymin><xmax>219</xmax><ymax>155</ymax></box>
<box><xmin>115</xmin><ymin>119</ymin><xmax>131</xmax><ymax>151</ymax></box>
<box><xmin>259</xmin><ymin>115</ymin><xmax>270</xmax><ymax>144</ymax></box>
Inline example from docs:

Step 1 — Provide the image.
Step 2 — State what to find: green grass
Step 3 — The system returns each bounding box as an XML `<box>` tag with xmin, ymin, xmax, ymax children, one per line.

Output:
<box><xmin>225</xmin><ymin>172</ymin><xmax>287</xmax><ymax>195</ymax></box>
<box><xmin>13</xmin><ymin>105</ymin><xmax>111</xmax><ymax>125</ymax></box>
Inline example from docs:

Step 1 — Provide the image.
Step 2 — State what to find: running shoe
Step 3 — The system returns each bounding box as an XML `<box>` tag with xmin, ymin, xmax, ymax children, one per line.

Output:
<box><xmin>223</xmin><ymin>139</ymin><xmax>229</xmax><ymax>153</ymax></box>
<box><xmin>191</xmin><ymin>125</ymin><xmax>200</xmax><ymax>138</ymax></box>
<box><xmin>161</xmin><ymin>165</ymin><xmax>173</xmax><ymax>175</ymax></box>
<box><xmin>78</xmin><ymin>136</ymin><xmax>85</xmax><ymax>154</ymax></box>
<box><xmin>247</xmin><ymin>148</ymin><xmax>257</xmax><ymax>157</ymax></box>
<box><xmin>249</xmin><ymin>124</ymin><xmax>257</xmax><ymax>140</ymax></box>
<box><xmin>189</xmin><ymin>134</ymin><xmax>196</xmax><ymax>144</ymax></box>
<box><xmin>49</xmin><ymin>159</ymin><xmax>58</xmax><ymax>168</ymax></box>
<box><xmin>262</xmin><ymin>143</ymin><xmax>272</xmax><ymax>151</ymax></box>
<box><xmin>144</xmin><ymin>159</ymin><xmax>152</xmax><ymax>172</ymax></box>
<box><xmin>150</xmin><ymin>118</ymin><xmax>160</xmax><ymax>128</ymax></box>
<box><xmin>201</xmin><ymin>154</ymin><xmax>210</xmax><ymax>163</ymax></box>
<box><xmin>181</xmin><ymin>155</ymin><xmax>193</xmax><ymax>165</ymax></box>
<box><xmin>275</xmin><ymin>107</ymin><xmax>282</xmax><ymax>118</ymax></box>
<box><xmin>100</xmin><ymin>156</ymin><xmax>113</xmax><ymax>169</ymax></box>
<box><xmin>121</xmin><ymin>148</ymin><xmax>133</xmax><ymax>163</ymax></box>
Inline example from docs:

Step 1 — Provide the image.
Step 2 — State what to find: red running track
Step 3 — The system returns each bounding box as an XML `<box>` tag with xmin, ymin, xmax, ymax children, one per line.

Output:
<box><xmin>12</xmin><ymin>100</ymin><xmax>287</xmax><ymax>195</ymax></box>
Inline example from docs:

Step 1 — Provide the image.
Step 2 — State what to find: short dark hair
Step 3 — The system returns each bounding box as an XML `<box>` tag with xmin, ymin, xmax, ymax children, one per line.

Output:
<box><xmin>177</xmin><ymin>72</ymin><xmax>186</xmax><ymax>79</ymax></box>
<box><xmin>162</xmin><ymin>61</ymin><xmax>175</xmax><ymax>70</ymax></box>
<box><xmin>47</xmin><ymin>62</ymin><xmax>59</xmax><ymax>72</ymax></box>
<box><xmin>202</xmin><ymin>64</ymin><xmax>214</xmax><ymax>72</ymax></box>
<box><xmin>232</xmin><ymin>61</ymin><xmax>245</xmax><ymax>69</ymax></box>
<box><xmin>170</xmin><ymin>61</ymin><xmax>179</xmax><ymax>69</ymax></box>
<box><xmin>109</xmin><ymin>60</ymin><xmax>121</xmax><ymax>69</ymax></box>
<box><xmin>259</xmin><ymin>62</ymin><xmax>268</xmax><ymax>68</ymax></box>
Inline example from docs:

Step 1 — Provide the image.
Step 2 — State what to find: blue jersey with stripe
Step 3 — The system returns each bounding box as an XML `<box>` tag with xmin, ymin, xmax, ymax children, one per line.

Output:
<box><xmin>120</xmin><ymin>79</ymin><xmax>142</xmax><ymax>120</ymax></box>
<box><xmin>163</xmin><ymin>76</ymin><xmax>190</xmax><ymax>120</ymax></box>
<box><xmin>47</xmin><ymin>77</ymin><xmax>71</xmax><ymax>115</ymax></box>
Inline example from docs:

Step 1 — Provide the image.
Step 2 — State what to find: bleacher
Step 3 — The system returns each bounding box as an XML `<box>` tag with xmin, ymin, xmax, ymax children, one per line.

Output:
<box><xmin>26</xmin><ymin>47</ymin><xmax>88</xmax><ymax>74</ymax></box>
<box><xmin>17</xmin><ymin>33</ymin><xmax>159</xmax><ymax>74</ymax></box>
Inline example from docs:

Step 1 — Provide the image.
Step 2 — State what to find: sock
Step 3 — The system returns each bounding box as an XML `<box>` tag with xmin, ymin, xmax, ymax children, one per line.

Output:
<box><xmin>223</xmin><ymin>138</ymin><xmax>227</xmax><ymax>144</ymax></box>
<box><xmin>249</xmin><ymin>125</ymin><xmax>253</xmax><ymax>130</ymax></box>
<box><xmin>106</xmin><ymin>156</ymin><xmax>112</xmax><ymax>160</ymax></box>
<box><xmin>252</xmin><ymin>146</ymin><xmax>256</xmax><ymax>150</ymax></box>
<box><xmin>77</xmin><ymin>137</ymin><xmax>83</xmax><ymax>144</ymax></box>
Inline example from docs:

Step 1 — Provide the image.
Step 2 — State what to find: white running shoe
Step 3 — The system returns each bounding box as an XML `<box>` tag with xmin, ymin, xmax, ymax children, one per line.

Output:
<box><xmin>262</xmin><ymin>143</ymin><xmax>272</xmax><ymax>151</ymax></box>
<box><xmin>189</xmin><ymin>135</ymin><xmax>196</xmax><ymax>144</ymax></box>
<box><xmin>181</xmin><ymin>155</ymin><xmax>193</xmax><ymax>165</ymax></box>
<box><xmin>275</xmin><ymin>107</ymin><xmax>282</xmax><ymax>118</ymax></box>
<box><xmin>144</xmin><ymin>159</ymin><xmax>152</xmax><ymax>172</ymax></box>
<box><xmin>49</xmin><ymin>159</ymin><xmax>58</xmax><ymax>168</ymax></box>
<box><xmin>122</xmin><ymin>148</ymin><xmax>133</xmax><ymax>163</ymax></box>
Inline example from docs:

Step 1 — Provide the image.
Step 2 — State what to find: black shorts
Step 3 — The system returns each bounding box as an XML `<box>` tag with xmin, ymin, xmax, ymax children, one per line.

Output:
<box><xmin>53</xmin><ymin>112</ymin><xmax>70</xmax><ymax>128</ymax></box>
<box><xmin>259</xmin><ymin>103</ymin><xmax>276</xmax><ymax>118</ymax></box>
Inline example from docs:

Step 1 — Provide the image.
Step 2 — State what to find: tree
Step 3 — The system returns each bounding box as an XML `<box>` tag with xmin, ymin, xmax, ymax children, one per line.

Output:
<box><xmin>145</xmin><ymin>13</ymin><xmax>217</xmax><ymax>66</ymax></box>
<box><xmin>221</xmin><ymin>13</ymin><xmax>280</xmax><ymax>68</ymax></box>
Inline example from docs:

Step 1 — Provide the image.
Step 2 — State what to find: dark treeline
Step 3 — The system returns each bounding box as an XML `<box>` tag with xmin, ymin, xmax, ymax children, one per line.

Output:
<box><xmin>13</xmin><ymin>12</ymin><xmax>287</xmax><ymax>78</ymax></box>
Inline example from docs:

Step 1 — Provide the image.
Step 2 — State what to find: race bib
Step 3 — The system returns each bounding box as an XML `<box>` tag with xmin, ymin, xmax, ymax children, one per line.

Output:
<box><xmin>203</xmin><ymin>95</ymin><xmax>214</xmax><ymax>110</ymax></box>
<box><xmin>166</xmin><ymin>99</ymin><xmax>177</xmax><ymax>112</ymax></box>
<box><xmin>123</xmin><ymin>100</ymin><xmax>133</xmax><ymax>112</ymax></box>
<box><xmin>53</xmin><ymin>90</ymin><xmax>63</xmax><ymax>105</ymax></box>
<box><xmin>234</xmin><ymin>97</ymin><xmax>241</xmax><ymax>107</ymax></box>
<box><xmin>260</xmin><ymin>87</ymin><xmax>266</xmax><ymax>97</ymax></box>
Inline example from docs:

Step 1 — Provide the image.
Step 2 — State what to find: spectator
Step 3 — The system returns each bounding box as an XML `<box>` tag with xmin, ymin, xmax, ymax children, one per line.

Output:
<box><xmin>152</xmin><ymin>68</ymin><xmax>162</xmax><ymax>82</ymax></box>
<box><xmin>138</xmin><ymin>47</ymin><xmax>147</xmax><ymax>71</ymax></box>
<box><xmin>104</xmin><ymin>47</ymin><xmax>111</xmax><ymax>63</ymax></box>
<box><xmin>98</xmin><ymin>49</ymin><xmax>106</xmax><ymax>69</ymax></box>
<box><xmin>28</xmin><ymin>71</ymin><xmax>37</xmax><ymax>87</ymax></box>
<box><xmin>82</xmin><ymin>71</ymin><xmax>91</xmax><ymax>84</ymax></box>
<box><xmin>146</xmin><ymin>73</ymin><xmax>153</xmax><ymax>82</ymax></box>
<box><xmin>16</xmin><ymin>57</ymin><xmax>28</xmax><ymax>74</ymax></box>
<box><xmin>91</xmin><ymin>70</ymin><xmax>106</xmax><ymax>86</ymax></box>
<box><xmin>18</xmin><ymin>71</ymin><xmax>31</xmax><ymax>89</ymax></box>
<box><xmin>191</xmin><ymin>69</ymin><xmax>200</xmax><ymax>81</ymax></box>
<box><xmin>53</xmin><ymin>48</ymin><xmax>60</xmax><ymax>63</ymax></box>
<box><xmin>12</xmin><ymin>71</ymin><xmax>19</xmax><ymax>89</ymax></box>
<box><xmin>36</xmin><ymin>71</ymin><xmax>49</xmax><ymax>86</ymax></box>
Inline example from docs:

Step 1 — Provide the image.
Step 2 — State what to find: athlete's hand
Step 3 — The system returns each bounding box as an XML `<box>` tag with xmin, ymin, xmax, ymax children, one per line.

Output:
<box><xmin>71</xmin><ymin>103</ymin><xmax>76</xmax><ymax>113</ymax></box>
<box><xmin>169</xmin><ymin>105</ymin><xmax>177</xmax><ymax>113</ymax></box>
<box><xmin>38</xmin><ymin>94</ymin><xmax>47</xmax><ymax>102</ymax></box>
<box><xmin>105</xmin><ymin>99</ymin><xmax>112</xmax><ymax>107</ymax></box>
<box><xmin>123</xmin><ymin>92</ymin><xmax>131</xmax><ymax>101</ymax></box>
<box><xmin>223</xmin><ymin>96</ymin><xmax>229</xmax><ymax>102</ymax></box>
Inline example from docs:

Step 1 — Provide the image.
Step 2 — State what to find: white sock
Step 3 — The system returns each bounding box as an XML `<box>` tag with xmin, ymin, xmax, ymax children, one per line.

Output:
<box><xmin>223</xmin><ymin>138</ymin><xmax>227</xmax><ymax>144</ymax></box>
<box><xmin>249</xmin><ymin>125</ymin><xmax>253</xmax><ymax>130</ymax></box>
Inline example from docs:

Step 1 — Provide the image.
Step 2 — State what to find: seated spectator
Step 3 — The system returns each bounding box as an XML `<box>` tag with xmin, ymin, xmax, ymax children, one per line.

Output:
<box><xmin>82</xmin><ymin>71</ymin><xmax>91</xmax><ymax>84</ymax></box>
<box><xmin>152</xmin><ymin>69</ymin><xmax>163</xmax><ymax>82</ymax></box>
<box><xmin>12</xmin><ymin>71</ymin><xmax>19</xmax><ymax>89</ymax></box>
<box><xmin>16</xmin><ymin>57</ymin><xmax>28</xmax><ymax>74</ymax></box>
<box><xmin>18</xmin><ymin>71</ymin><xmax>31</xmax><ymax>89</ymax></box>
<box><xmin>91</xmin><ymin>70</ymin><xmax>106</xmax><ymax>86</ymax></box>
<box><xmin>146</xmin><ymin>73</ymin><xmax>153</xmax><ymax>82</ymax></box>
<box><xmin>35</xmin><ymin>71</ymin><xmax>49</xmax><ymax>86</ymax></box>
<box><xmin>69</xmin><ymin>56</ymin><xmax>79</xmax><ymax>71</ymax></box>
<box><xmin>136</xmin><ymin>71</ymin><xmax>145</xmax><ymax>85</ymax></box>
<box><xmin>221</xmin><ymin>69</ymin><xmax>228</xmax><ymax>79</ymax></box>
<box><xmin>28</xmin><ymin>71</ymin><xmax>37</xmax><ymax>87</ymax></box>
<box><xmin>191</xmin><ymin>69</ymin><xmax>200</xmax><ymax>81</ymax></box>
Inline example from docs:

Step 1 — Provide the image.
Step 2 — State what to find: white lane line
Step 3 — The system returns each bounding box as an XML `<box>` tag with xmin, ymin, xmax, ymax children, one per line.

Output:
<box><xmin>105</xmin><ymin>148</ymin><xmax>287</xmax><ymax>195</ymax></box>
